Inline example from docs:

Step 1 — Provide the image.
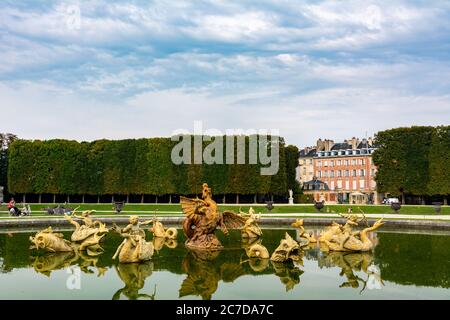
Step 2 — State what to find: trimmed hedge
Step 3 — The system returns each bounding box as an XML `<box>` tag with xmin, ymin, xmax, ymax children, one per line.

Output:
<box><xmin>8</xmin><ymin>136</ymin><xmax>298</xmax><ymax>198</ymax></box>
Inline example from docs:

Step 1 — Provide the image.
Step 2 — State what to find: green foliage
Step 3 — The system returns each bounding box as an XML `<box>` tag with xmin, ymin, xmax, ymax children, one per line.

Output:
<box><xmin>373</xmin><ymin>126</ymin><xmax>449</xmax><ymax>197</ymax></box>
<box><xmin>428</xmin><ymin>126</ymin><xmax>450</xmax><ymax>196</ymax></box>
<box><xmin>7</xmin><ymin>135</ymin><xmax>291</xmax><ymax>197</ymax></box>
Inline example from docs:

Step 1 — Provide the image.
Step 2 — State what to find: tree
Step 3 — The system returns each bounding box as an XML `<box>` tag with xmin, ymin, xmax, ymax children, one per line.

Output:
<box><xmin>428</xmin><ymin>126</ymin><xmax>450</xmax><ymax>204</ymax></box>
<box><xmin>0</xmin><ymin>133</ymin><xmax>18</xmax><ymax>197</ymax></box>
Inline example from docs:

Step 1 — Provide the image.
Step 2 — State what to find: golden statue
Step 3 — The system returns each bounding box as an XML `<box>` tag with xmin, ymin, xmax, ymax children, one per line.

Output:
<box><xmin>240</xmin><ymin>238</ymin><xmax>270</xmax><ymax>272</ymax></box>
<box><xmin>64</xmin><ymin>210</ymin><xmax>109</xmax><ymax>254</ymax></box>
<box><xmin>270</xmin><ymin>233</ymin><xmax>302</xmax><ymax>263</ymax></box>
<box><xmin>240</xmin><ymin>207</ymin><xmax>263</xmax><ymax>239</ymax></box>
<box><xmin>149</xmin><ymin>218</ymin><xmax>178</xmax><ymax>240</ymax></box>
<box><xmin>112</xmin><ymin>216</ymin><xmax>154</xmax><ymax>263</ymax></box>
<box><xmin>245</xmin><ymin>242</ymin><xmax>270</xmax><ymax>259</ymax></box>
<box><xmin>320</xmin><ymin>213</ymin><xmax>384</xmax><ymax>252</ymax></box>
<box><xmin>291</xmin><ymin>219</ymin><xmax>317</xmax><ymax>246</ymax></box>
<box><xmin>180</xmin><ymin>183</ymin><xmax>246</xmax><ymax>250</ymax></box>
<box><xmin>112</xmin><ymin>262</ymin><xmax>156</xmax><ymax>300</ymax></box>
<box><xmin>29</xmin><ymin>227</ymin><xmax>73</xmax><ymax>253</ymax></box>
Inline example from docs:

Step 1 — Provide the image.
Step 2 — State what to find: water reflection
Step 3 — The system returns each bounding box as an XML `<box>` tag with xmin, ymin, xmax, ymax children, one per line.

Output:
<box><xmin>112</xmin><ymin>262</ymin><xmax>156</xmax><ymax>300</ymax></box>
<box><xmin>271</xmin><ymin>261</ymin><xmax>304</xmax><ymax>292</ymax></box>
<box><xmin>318</xmin><ymin>251</ymin><xmax>383</xmax><ymax>292</ymax></box>
<box><xmin>153</xmin><ymin>237</ymin><xmax>178</xmax><ymax>253</ymax></box>
<box><xmin>180</xmin><ymin>249</ymin><xmax>246</xmax><ymax>300</ymax></box>
<box><xmin>1</xmin><ymin>228</ymin><xmax>449</xmax><ymax>299</ymax></box>
<box><xmin>32</xmin><ymin>251</ymin><xmax>107</xmax><ymax>277</ymax></box>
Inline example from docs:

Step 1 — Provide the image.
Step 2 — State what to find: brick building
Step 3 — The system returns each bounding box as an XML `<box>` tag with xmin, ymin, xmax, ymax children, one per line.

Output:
<box><xmin>298</xmin><ymin>137</ymin><xmax>381</xmax><ymax>204</ymax></box>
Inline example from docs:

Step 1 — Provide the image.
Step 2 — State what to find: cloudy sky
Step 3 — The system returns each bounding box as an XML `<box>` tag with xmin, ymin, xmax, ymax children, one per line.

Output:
<box><xmin>1</xmin><ymin>0</ymin><xmax>449</xmax><ymax>147</ymax></box>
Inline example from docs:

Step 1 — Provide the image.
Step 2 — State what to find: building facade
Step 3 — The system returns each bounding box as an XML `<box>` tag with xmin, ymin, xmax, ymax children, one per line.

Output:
<box><xmin>299</xmin><ymin>137</ymin><xmax>381</xmax><ymax>204</ymax></box>
<box><xmin>297</xmin><ymin>147</ymin><xmax>316</xmax><ymax>187</ymax></box>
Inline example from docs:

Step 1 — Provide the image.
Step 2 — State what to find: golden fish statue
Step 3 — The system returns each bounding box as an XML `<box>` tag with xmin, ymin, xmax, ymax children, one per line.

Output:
<box><xmin>270</xmin><ymin>233</ymin><xmax>301</xmax><ymax>263</ymax></box>
<box><xmin>29</xmin><ymin>227</ymin><xmax>73</xmax><ymax>253</ymax></box>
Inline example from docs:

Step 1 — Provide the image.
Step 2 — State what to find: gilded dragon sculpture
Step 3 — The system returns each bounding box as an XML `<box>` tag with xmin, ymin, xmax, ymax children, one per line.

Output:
<box><xmin>180</xmin><ymin>183</ymin><xmax>246</xmax><ymax>250</ymax></box>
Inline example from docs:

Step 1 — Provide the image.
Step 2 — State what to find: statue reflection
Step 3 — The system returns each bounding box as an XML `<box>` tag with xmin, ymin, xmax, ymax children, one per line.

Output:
<box><xmin>32</xmin><ymin>251</ymin><xmax>107</xmax><ymax>277</ymax></box>
<box><xmin>271</xmin><ymin>260</ymin><xmax>304</xmax><ymax>292</ymax></box>
<box><xmin>153</xmin><ymin>237</ymin><xmax>178</xmax><ymax>253</ymax></box>
<box><xmin>179</xmin><ymin>249</ymin><xmax>246</xmax><ymax>300</ymax></box>
<box><xmin>112</xmin><ymin>262</ymin><xmax>156</xmax><ymax>300</ymax></box>
<box><xmin>318</xmin><ymin>251</ymin><xmax>383</xmax><ymax>293</ymax></box>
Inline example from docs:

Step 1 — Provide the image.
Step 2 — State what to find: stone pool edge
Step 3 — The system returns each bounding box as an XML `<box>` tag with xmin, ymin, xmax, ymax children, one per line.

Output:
<box><xmin>1</xmin><ymin>216</ymin><xmax>450</xmax><ymax>231</ymax></box>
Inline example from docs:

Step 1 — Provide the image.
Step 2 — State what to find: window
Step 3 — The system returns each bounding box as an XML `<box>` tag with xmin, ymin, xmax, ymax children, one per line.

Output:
<box><xmin>345</xmin><ymin>160</ymin><xmax>349</xmax><ymax>166</ymax></box>
<box><xmin>352</xmin><ymin>170</ymin><xmax>357</xmax><ymax>177</ymax></box>
<box><xmin>352</xmin><ymin>181</ymin><xmax>357</xmax><ymax>190</ymax></box>
<box><xmin>324</xmin><ymin>161</ymin><xmax>328</xmax><ymax>166</ymax></box>
<box><xmin>324</xmin><ymin>171</ymin><xmax>328</xmax><ymax>178</ymax></box>
<box><xmin>360</xmin><ymin>169</ymin><xmax>365</xmax><ymax>176</ymax></box>
<box><xmin>371</xmin><ymin>169</ymin><xmax>375</xmax><ymax>176</ymax></box>
<box><xmin>352</xmin><ymin>159</ymin><xmax>356</xmax><ymax>165</ymax></box>
<box><xmin>309</xmin><ymin>159</ymin><xmax>313</xmax><ymax>165</ymax></box>
<box><xmin>337</xmin><ymin>170</ymin><xmax>342</xmax><ymax>177</ymax></box>
<box><xmin>337</xmin><ymin>180</ymin><xmax>342</xmax><ymax>188</ymax></box>
<box><xmin>337</xmin><ymin>160</ymin><xmax>341</xmax><ymax>166</ymax></box>
<box><xmin>360</xmin><ymin>180</ymin><xmax>365</xmax><ymax>189</ymax></box>
<box><xmin>361</xmin><ymin>159</ymin><xmax>365</xmax><ymax>165</ymax></box>
<box><xmin>330</xmin><ymin>181</ymin><xmax>335</xmax><ymax>190</ymax></box>
<box><xmin>330</xmin><ymin>160</ymin><xmax>334</xmax><ymax>167</ymax></box>
<box><xmin>318</xmin><ymin>161</ymin><xmax>322</xmax><ymax>167</ymax></box>
<box><xmin>345</xmin><ymin>181</ymin><xmax>350</xmax><ymax>189</ymax></box>
<box><xmin>330</xmin><ymin>171</ymin><xmax>335</xmax><ymax>178</ymax></box>
<box><xmin>345</xmin><ymin>170</ymin><xmax>349</xmax><ymax>177</ymax></box>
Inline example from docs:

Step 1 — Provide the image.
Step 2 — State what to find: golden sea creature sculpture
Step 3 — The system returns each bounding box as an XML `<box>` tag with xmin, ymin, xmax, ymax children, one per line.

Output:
<box><xmin>29</xmin><ymin>227</ymin><xmax>73</xmax><ymax>253</ymax></box>
<box><xmin>270</xmin><ymin>233</ymin><xmax>301</xmax><ymax>263</ymax></box>
<box><xmin>65</xmin><ymin>210</ymin><xmax>109</xmax><ymax>253</ymax></box>
<box><xmin>240</xmin><ymin>239</ymin><xmax>270</xmax><ymax>272</ymax></box>
<box><xmin>246</xmin><ymin>242</ymin><xmax>270</xmax><ymax>259</ymax></box>
<box><xmin>323</xmin><ymin>219</ymin><xmax>384</xmax><ymax>252</ymax></box>
<box><xmin>112</xmin><ymin>216</ymin><xmax>154</xmax><ymax>263</ymax></box>
<box><xmin>291</xmin><ymin>219</ymin><xmax>317</xmax><ymax>246</ymax></box>
<box><xmin>240</xmin><ymin>207</ymin><xmax>263</xmax><ymax>239</ymax></box>
<box><xmin>149</xmin><ymin>218</ymin><xmax>178</xmax><ymax>240</ymax></box>
<box><xmin>180</xmin><ymin>183</ymin><xmax>246</xmax><ymax>250</ymax></box>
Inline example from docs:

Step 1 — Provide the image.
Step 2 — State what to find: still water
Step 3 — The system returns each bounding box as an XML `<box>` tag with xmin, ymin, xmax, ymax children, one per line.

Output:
<box><xmin>0</xmin><ymin>227</ymin><xmax>449</xmax><ymax>300</ymax></box>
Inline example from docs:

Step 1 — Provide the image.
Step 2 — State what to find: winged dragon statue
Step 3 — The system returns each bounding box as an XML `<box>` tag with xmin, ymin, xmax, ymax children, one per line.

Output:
<box><xmin>180</xmin><ymin>183</ymin><xmax>246</xmax><ymax>250</ymax></box>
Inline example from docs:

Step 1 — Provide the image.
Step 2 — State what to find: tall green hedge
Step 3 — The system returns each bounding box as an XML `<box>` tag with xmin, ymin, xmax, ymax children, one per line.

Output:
<box><xmin>373</xmin><ymin>126</ymin><xmax>450</xmax><ymax>199</ymax></box>
<box><xmin>7</xmin><ymin>136</ymin><xmax>291</xmax><ymax>197</ymax></box>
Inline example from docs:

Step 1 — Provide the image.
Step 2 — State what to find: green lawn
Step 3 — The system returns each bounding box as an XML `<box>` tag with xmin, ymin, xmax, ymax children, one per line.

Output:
<box><xmin>1</xmin><ymin>203</ymin><xmax>449</xmax><ymax>217</ymax></box>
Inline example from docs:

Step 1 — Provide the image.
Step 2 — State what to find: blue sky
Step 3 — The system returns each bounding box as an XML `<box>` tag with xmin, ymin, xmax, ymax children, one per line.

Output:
<box><xmin>1</xmin><ymin>0</ymin><xmax>449</xmax><ymax>146</ymax></box>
